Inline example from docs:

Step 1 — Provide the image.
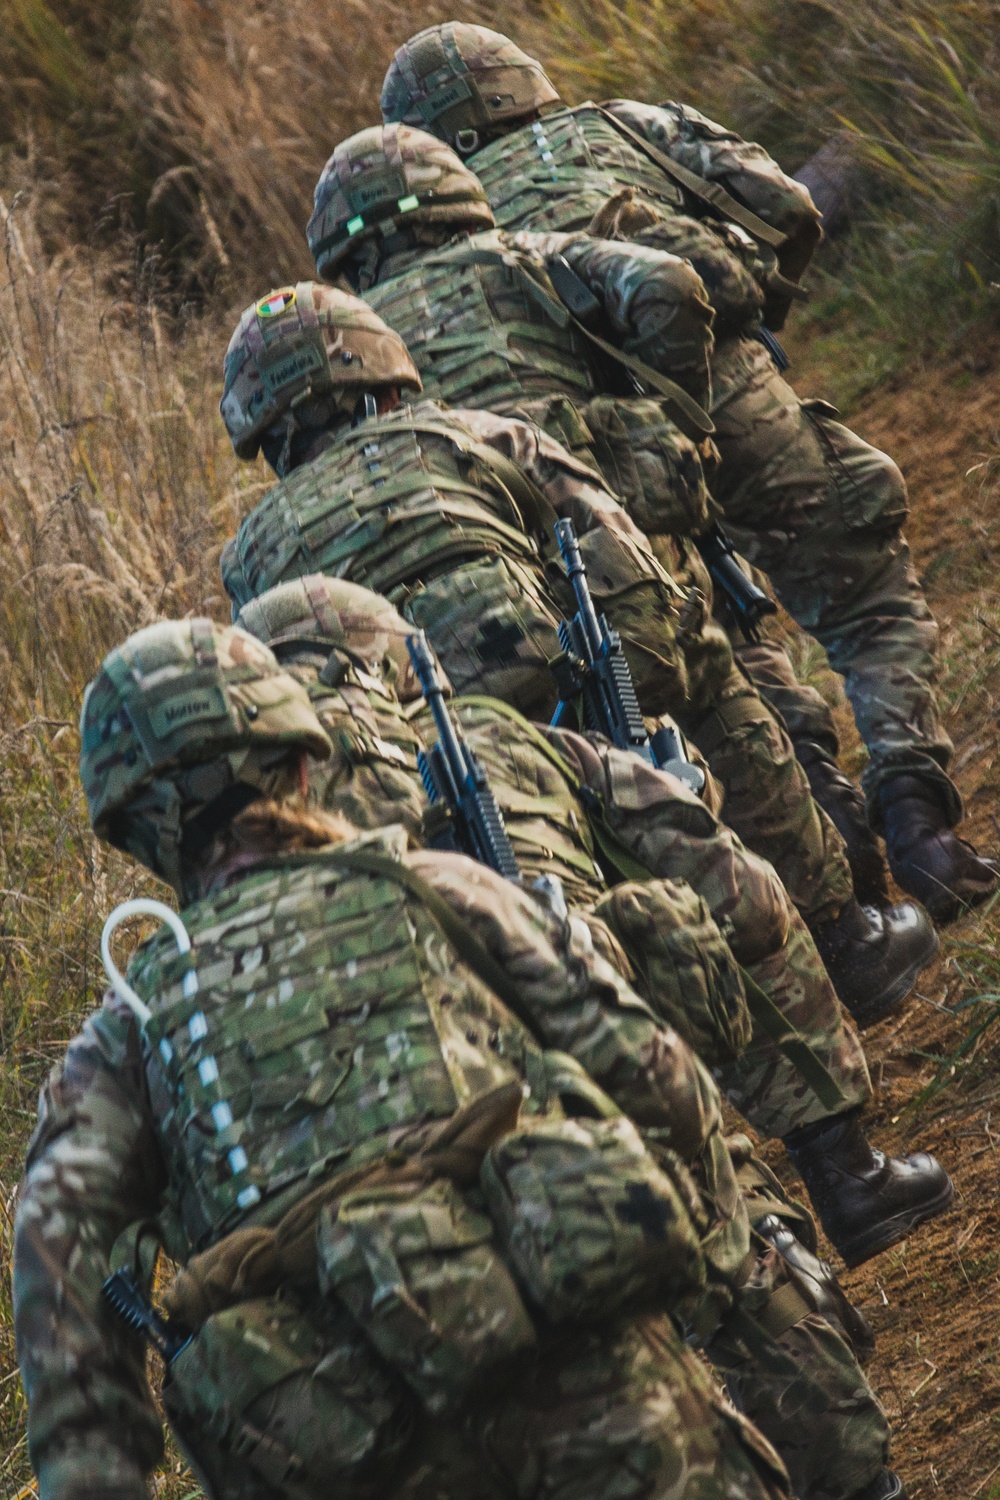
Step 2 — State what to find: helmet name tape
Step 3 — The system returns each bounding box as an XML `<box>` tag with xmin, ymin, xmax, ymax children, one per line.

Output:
<box><xmin>260</xmin><ymin>343</ymin><xmax>325</xmax><ymax>397</ymax></box>
<box><xmin>418</xmin><ymin>75</ymin><xmax>473</xmax><ymax>122</ymax></box>
<box><xmin>145</xmin><ymin>685</ymin><xmax>230</xmax><ymax>742</ymax></box>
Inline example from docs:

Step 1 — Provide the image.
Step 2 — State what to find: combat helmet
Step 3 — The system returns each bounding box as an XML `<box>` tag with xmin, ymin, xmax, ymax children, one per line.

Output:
<box><xmin>221</xmin><ymin>282</ymin><xmax>421</xmax><ymax>462</ymax></box>
<box><xmin>81</xmin><ymin>618</ymin><xmax>332</xmax><ymax>887</ymax></box>
<box><xmin>237</xmin><ymin>576</ymin><xmax>426</xmax><ymax>704</ymax></box>
<box><xmin>307</xmin><ymin>123</ymin><xmax>494</xmax><ymax>281</ymax></box>
<box><xmin>381</xmin><ymin>24</ymin><xmax>561</xmax><ymax>154</ymax></box>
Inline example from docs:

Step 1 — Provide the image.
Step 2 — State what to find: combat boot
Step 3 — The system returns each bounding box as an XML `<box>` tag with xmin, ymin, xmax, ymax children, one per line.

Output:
<box><xmin>796</xmin><ymin>741</ymin><xmax>890</xmax><ymax>906</ymax></box>
<box><xmin>851</xmin><ymin>1471</ymin><xmax>907</xmax><ymax>1500</ymax></box>
<box><xmin>880</xmin><ymin>774</ymin><xmax>999</xmax><ymax>925</ymax></box>
<box><xmin>810</xmin><ymin>896</ymin><xmax>938</xmax><ymax>1029</ymax></box>
<box><xmin>783</xmin><ymin>1110</ymin><xmax>953</xmax><ymax>1268</ymax></box>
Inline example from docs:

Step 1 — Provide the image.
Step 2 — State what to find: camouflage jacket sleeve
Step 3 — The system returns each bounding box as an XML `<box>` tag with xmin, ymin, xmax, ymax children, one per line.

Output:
<box><xmin>406</xmin><ymin>847</ymin><xmax>722</xmax><ymax>1162</ymax></box>
<box><xmin>14</xmin><ymin>997</ymin><xmax>168</xmax><ymax>1500</ymax></box>
<box><xmin>606</xmin><ymin>99</ymin><xmax>823</xmax><ymax>290</ymax></box>
<box><xmin>544</xmin><ymin>728</ymin><xmax>791</xmax><ymax>966</ymax></box>
<box><xmin>509</xmin><ymin>228</ymin><xmax>714</xmax><ymax>399</ymax></box>
<box><xmin>449</xmin><ymin>405</ymin><xmax>684</xmax><ymax>587</ymax></box>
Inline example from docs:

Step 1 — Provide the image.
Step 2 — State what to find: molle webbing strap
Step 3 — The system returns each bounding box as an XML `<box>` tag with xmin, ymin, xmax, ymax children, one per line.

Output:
<box><xmin>460</xmin><ymin>245</ymin><xmax>714</xmax><ymax>441</ymax></box>
<box><xmin>373</xmin><ymin>416</ymin><xmax>562</xmax><ymax>554</ymax></box>
<box><xmin>455</xmin><ymin>695</ymin><xmax>845</xmax><ymax>1111</ymax></box>
<box><xmin>595</xmin><ymin>105</ymin><xmax>788</xmax><ymax>252</ymax></box>
<box><xmin>326</xmin><ymin>847</ymin><xmax>549</xmax><ymax>1047</ymax></box>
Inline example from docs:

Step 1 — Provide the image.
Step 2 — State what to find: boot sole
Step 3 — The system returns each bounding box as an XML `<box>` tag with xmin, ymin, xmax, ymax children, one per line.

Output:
<box><xmin>850</xmin><ymin>923</ymin><xmax>940</xmax><ymax>1030</ymax></box>
<box><xmin>838</xmin><ymin>1172</ymin><xmax>955</xmax><ymax>1269</ymax></box>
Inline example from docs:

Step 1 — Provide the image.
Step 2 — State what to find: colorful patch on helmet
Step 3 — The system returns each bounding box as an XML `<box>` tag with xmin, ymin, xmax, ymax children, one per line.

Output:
<box><xmin>257</xmin><ymin>288</ymin><xmax>297</xmax><ymax>319</ymax></box>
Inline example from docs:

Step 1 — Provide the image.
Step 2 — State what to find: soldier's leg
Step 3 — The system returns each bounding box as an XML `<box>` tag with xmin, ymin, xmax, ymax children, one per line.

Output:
<box><xmin>704</xmin><ymin>1140</ymin><xmax>901</xmax><ymax>1500</ymax></box>
<box><xmin>707</xmin><ymin>1241</ymin><xmax>893</xmax><ymax>1500</ymax></box>
<box><xmin>735</xmin><ymin>628</ymin><xmax>891</xmax><ymax>904</ymax></box>
<box><xmin>478</xmin><ymin>1313</ymin><xmax>791</xmax><ymax>1500</ymax></box>
<box><xmin>709</xmin><ymin>336</ymin><xmax>997</xmax><ymax>919</ymax></box>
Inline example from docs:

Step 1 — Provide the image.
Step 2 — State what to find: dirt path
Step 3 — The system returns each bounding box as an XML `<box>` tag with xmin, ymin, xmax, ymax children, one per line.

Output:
<box><xmin>761</xmin><ymin>333</ymin><xmax>1000</xmax><ymax>1499</ymax></box>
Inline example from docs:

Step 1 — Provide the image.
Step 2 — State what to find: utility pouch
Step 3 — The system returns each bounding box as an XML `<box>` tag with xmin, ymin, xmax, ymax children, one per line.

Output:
<box><xmin>578</xmin><ymin>395</ymin><xmax>714</xmax><ymax>536</ymax></box>
<box><xmin>481</xmin><ymin>1115</ymin><xmax>706</xmax><ymax>1324</ymax></box>
<box><xmin>403</xmin><ymin>553</ymin><xmax>563</xmax><ymax>719</ymax></box>
<box><xmin>592</xmin><ymin>879</ymin><xmax>752</xmax><ymax>1067</ymax></box>
<box><xmin>317</xmin><ymin>1177</ymin><xmax>537</xmax><ymax>1415</ymax></box>
<box><xmin>163</xmin><ymin>1293</ymin><xmax>413</xmax><ymax>1500</ymax></box>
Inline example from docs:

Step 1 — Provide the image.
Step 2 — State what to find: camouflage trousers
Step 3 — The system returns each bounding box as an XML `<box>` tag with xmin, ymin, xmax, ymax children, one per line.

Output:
<box><xmin>658</xmin><ymin>537</ymin><xmax>854</xmax><ymax>926</ymax></box>
<box><xmin>710</xmin><ymin>335</ymin><xmax>958</xmax><ymax>829</ymax></box>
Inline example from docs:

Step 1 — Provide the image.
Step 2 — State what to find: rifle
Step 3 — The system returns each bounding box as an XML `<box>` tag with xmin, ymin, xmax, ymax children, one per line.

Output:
<box><xmin>549</xmin><ymin>518</ymin><xmax>705</xmax><ymax>795</ymax></box>
<box><xmin>102</xmin><ymin>1266</ymin><xmax>191</xmax><ymax>1364</ymax></box>
<box><xmin>407</xmin><ymin>631</ymin><xmax>523</xmax><ymax>883</ymax></box>
<box><xmin>756</xmin><ymin>325</ymin><xmax>790</xmax><ymax>372</ymax></box>
<box><xmin>695</xmin><ymin>521</ymin><xmax>777</xmax><ymax>643</ymax></box>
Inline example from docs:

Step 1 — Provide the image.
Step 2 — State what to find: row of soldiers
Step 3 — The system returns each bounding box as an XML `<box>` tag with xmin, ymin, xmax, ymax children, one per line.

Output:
<box><xmin>14</xmin><ymin>25</ymin><xmax>995</xmax><ymax>1500</ymax></box>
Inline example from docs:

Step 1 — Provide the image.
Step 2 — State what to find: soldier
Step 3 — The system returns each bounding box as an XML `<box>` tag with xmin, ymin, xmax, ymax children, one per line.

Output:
<box><xmin>11</xmin><ymin>618</ymin><xmax>905</xmax><ymax>1500</ymax></box>
<box><xmin>379</xmin><ymin>23</ymin><xmax>999</xmax><ymax>924</ymax></box>
<box><xmin>222</xmin><ymin>273</ymin><xmax>935</xmax><ymax>1025</ymax></box>
<box><xmin>234</xmin><ymin>572</ymin><xmax>953</xmax><ymax>1282</ymax></box>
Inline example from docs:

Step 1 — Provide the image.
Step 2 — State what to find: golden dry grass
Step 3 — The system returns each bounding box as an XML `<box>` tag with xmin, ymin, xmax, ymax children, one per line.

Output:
<box><xmin>1</xmin><ymin>0</ymin><xmax>1000</xmax><ymax>1496</ymax></box>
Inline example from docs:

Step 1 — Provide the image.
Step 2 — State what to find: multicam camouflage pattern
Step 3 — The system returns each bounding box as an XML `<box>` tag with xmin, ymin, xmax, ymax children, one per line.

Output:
<box><xmin>222</xmin><ymin>397</ymin><xmax>690</xmax><ymax>718</ymax></box>
<box><xmin>379</xmin><ymin>23</ymin><xmax>560</xmax><ymax>153</ymax></box>
<box><xmin>381</xmin><ymin>26</ymin><xmax>821</xmax><ymax>327</ymax></box>
<box><xmin>220</xmin><ymin>282</ymin><xmax>421</xmax><ymax>461</ymax></box>
<box><xmin>235</xmin><ymin>573</ymin><xmax>425</xmax><ymax>703</ymax></box>
<box><xmin>337</xmin><ymin>200</ymin><xmax>853</xmax><ymax>919</ymax></box>
<box><xmin>362</xmin><ymin>220</ymin><xmax>714</xmax><ymax>412</ymax></box>
<box><xmin>545</xmin><ymin>726</ymin><xmax>871</xmax><ymax>1138</ymax></box>
<box><xmin>710</xmin><ymin>338</ymin><xmax>958</xmax><ymax>824</ymax></box>
<box><xmin>706</xmin><ymin>1238</ymin><xmax>890</xmax><ymax>1500</ymax></box>
<box><xmin>78</xmin><ymin>619</ymin><xmax>331</xmax><ymax>888</ymax></box>
<box><xmin>234</xmin><ymin>582</ymin><xmax>866</xmax><ymax>1140</ymax></box>
<box><xmin>14</xmin><ymin>818</ymin><xmax>787</xmax><ymax>1500</ymax></box>
<box><xmin>307</xmin><ymin>124</ymin><xmax>494</xmax><ymax>282</ymax></box>
<box><xmin>379</xmin><ymin>32</ymin><xmax>956</xmax><ymax>820</ymax></box>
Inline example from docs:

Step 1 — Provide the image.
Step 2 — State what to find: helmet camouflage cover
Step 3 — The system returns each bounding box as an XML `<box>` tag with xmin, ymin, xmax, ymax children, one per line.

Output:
<box><xmin>307</xmin><ymin>123</ymin><xmax>494</xmax><ymax>281</ymax></box>
<box><xmin>381</xmin><ymin>24</ymin><xmax>560</xmax><ymax>152</ymax></box>
<box><xmin>221</xmin><ymin>282</ymin><xmax>422</xmax><ymax>461</ymax></box>
<box><xmin>80</xmin><ymin>618</ymin><xmax>331</xmax><ymax>883</ymax></box>
<box><xmin>237</xmin><ymin>575</ymin><xmax>426</xmax><ymax>703</ymax></box>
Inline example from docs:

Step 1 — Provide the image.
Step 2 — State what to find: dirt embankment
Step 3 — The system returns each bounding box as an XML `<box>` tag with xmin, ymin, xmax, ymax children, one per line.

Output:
<box><xmin>765</xmin><ymin>332</ymin><xmax>1000</xmax><ymax>1500</ymax></box>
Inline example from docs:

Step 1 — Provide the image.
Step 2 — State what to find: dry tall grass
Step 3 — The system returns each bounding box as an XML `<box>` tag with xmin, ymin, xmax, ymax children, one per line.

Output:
<box><xmin>0</xmin><ymin>193</ymin><xmax>254</xmax><ymax>1492</ymax></box>
<box><xmin>2</xmin><ymin>0</ymin><xmax>1000</xmax><ymax>1494</ymax></box>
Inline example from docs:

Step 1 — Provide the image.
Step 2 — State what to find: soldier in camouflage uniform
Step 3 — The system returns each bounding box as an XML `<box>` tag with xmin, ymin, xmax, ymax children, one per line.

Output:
<box><xmin>221</xmin><ymin>273</ymin><xmax>936</xmax><ymax>1028</ymax></box>
<box><xmin>235</xmin><ymin>572</ymin><xmax>953</xmax><ymax>1285</ymax></box>
<box><xmin>11</xmin><ymin>619</ymin><xmax>907</xmax><ymax>1500</ymax></box>
<box><xmin>378</xmin><ymin>23</ymin><xmax>999</xmax><ymax>925</ymax></box>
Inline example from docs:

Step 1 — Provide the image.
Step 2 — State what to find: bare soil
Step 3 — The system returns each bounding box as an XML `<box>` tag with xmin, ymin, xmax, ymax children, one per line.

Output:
<box><xmin>760</xmin><ymin>329</ymin><xmax>1000</xmax><ymax>1499</ymax></box>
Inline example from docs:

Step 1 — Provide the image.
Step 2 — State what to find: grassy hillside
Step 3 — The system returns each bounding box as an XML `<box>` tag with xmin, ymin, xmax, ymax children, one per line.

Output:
<box><xmin>2</xmin><ymin>1</ymin><xmax>1000</xmax><ymax>1496</ymax></box>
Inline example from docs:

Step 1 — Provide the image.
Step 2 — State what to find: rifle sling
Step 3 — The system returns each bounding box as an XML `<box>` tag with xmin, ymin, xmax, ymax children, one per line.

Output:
<box><xmin>456</xmin><ymin>696</ymin><xmax>846</xmax><ymax>1112</ymax></box>
<box><xmin>594</xmin><ymin>104</ymin><xmax>789</xmax><ymax>252</ymax></box>
<box><xmin>460</xmin><ymin>246</ymin><xmax>715</xmax><ymax>441</ymax></box>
